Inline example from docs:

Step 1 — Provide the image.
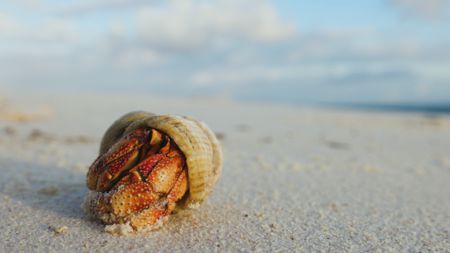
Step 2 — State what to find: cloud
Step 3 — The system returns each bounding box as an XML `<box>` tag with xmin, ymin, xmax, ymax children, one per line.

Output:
<box><xmin>52</xmin><ymin>0</ymin><xmax>297</xmax><ymax>49</ymax></box>
<box><xmin>0</xmin><ymin>14</ymin><xmax>21</xmax><ymax>33</ymax></box>
<box><xmin>1</xmin><ymin>0</ymin><xmax>42</xmax><ymax>9</ymax></box>
<box><xmin>1</xmin><ymin>1</ymin><xmax>449</xmax><ymax>105</ymax></box>
<box><xmin>54</xmin><ymin>0</ymin><xmax>159</xmax><ymax>16</ymax></box>
<box><xmin>0</xmin><ymin>14</ymin><xmax>78</xmax><ymax>43</ymax></box>
<box><xmin>189</xmin><ymin>62</ymin><xmax>419</xmax><ymax>88</ymax></box>
<box><xmin>113</xmin><ymin>48</ymin><xmax>164</xmax><ymax>67</ymax></box>
<box><xmin>135</xmin><ymin>0</ymin><xmax>295</xmax><ymax>50</ymax></box>
<box><xmin>390</xmin><ymin>0</ymin><xmax>450</xmax><ymax>19</ymax></box>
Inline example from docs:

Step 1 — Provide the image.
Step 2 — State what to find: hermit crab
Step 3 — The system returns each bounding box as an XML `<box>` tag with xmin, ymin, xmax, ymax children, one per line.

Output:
<box><xmin>83</xmin><ymin>112</ymin><xmax>222</xmax><ymax>234</ymax></box>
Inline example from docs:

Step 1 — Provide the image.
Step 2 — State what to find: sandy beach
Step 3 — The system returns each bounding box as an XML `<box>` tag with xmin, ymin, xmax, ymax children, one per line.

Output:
<box><xmin>0</xmin><ymin>93</ymin><xmax>449</xmax><ymax>252</ymax></box>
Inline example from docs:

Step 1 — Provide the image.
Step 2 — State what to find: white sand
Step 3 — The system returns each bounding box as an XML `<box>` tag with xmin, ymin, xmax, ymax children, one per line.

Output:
<box><xmin>0</xmin><ymin>93</ymin><xmax>449</xmax><ymax>252</ymax></box>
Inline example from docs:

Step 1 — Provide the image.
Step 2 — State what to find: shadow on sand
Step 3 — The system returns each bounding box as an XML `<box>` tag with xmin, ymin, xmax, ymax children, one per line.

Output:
<box><xmin>0</xmin><ymin>158</ymin><xmax>89</xmax><ymax>220</ymax></box>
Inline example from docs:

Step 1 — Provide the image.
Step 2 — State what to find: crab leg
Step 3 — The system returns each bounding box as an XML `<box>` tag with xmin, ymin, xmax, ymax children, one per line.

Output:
<box><xmin>87</xmin><ymin>128</ymin><xmax>151</xmax><ymax>191</ymax></box>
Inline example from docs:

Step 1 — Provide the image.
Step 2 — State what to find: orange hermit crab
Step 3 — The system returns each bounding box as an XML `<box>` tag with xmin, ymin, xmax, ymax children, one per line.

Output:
<box><xmin>83</xmin><ymin>112</ymin><xmax>222</xmax><ymax>234</ymax></box>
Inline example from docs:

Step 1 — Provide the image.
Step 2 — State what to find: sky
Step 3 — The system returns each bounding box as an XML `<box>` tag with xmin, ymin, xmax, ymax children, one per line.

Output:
<box><xmin>1</xmin><ymin>0</ymin><xmax>450</xmax><ymax>105</ymax></box>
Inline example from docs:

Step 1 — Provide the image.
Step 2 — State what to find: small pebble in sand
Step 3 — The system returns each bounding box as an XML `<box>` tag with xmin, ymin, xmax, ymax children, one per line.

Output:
<box><xmin>324</xmin><ymin>140</ymin><xmax>350</xmax><ymax>150</ymax></box>
<box><xmin>256</xmin><ymin>212</ymin><xmax>265</xmax><ymax>221</ymax></box>
<box><xmin>260</xmin><ymin>136</ymin><xmax>272</xmax><ymax>144</ymax></box>
<box><xmin>361</xmin><ymin>165</ymin><xmax>381</xmax><ymax>173</ymax></box>
<box><xmin>330</xmin><ymin>202</ymin><xmax>338</xmax><ymax>212</ymax></box>
<box><xmin>82</xmin><ymin>243</ymin><xmax>89</xmax><ymax>251</ymax></box>
<box><xmin>38</xmin><ymin>186</ymin><xmax>59</xmax><ymax>196</ymax></box>
<box><xmin>64</xmin><ymin>135</ymin><xmax>94</xmax><ymax>144</ymax></box>
<box><xmin>50</xmin><ymin>225</ymin><xmax>68</xmax><ymax>235</ymax></box>
<box><xmin>3</xmin><ymin>126</ymin><xmax>17</xmax><ymax>136</ymax></box>
<box><xmin>28</xmin><ymin>129</ymin><xmax>52</xmax><ymax>142</ymax></box>
<box><xmin>235</xmin><ymin>124</ymin><xmax>250</xmax><ymax>132</ymax></box>
<box><xmin>215</xmin><ymin>132</ymin><xmax>226</xmax><ymax>140</ymax></box>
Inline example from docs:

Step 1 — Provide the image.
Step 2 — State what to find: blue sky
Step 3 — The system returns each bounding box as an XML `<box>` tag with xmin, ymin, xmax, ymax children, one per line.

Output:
<box><xmin>1</xmin><ymin>0</ymin><xmax>450</xmax><ymax>104</ymax></box>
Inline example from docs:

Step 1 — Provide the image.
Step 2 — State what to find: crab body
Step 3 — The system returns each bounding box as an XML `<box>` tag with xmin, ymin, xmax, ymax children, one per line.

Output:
<box><xmin>84</xmin><ymin>112</ymin><xmax>222</xmax><ymax>234</ymax></box>
<box><xmin>86</xmin><ymin>128</ymin><xmax>188</xmax><ymax>230</ymax></box>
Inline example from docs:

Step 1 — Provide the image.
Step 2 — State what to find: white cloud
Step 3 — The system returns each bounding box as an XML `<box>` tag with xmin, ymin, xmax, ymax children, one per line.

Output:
<box><xmin>36</xmin><ymin>19</ymin><xmax>79</xmax><ymax>42</ymax></box>
<box><xmin>191</xmin><ymin>66</ymin><xmax>301</xmax><ymax>86</ymax></box>
<box><xmin>391</xmin><ymin>0</ymin><xmax>450</xmax><ymax>18</ymax></box>
<box><xmin>114</xmin><ymin>48</ymin><xmax>163</xmax><ymax>67</ymax></box>
<box><xmin>0</xmin><ymin>14</ymin><xmax>20</xmax><ymax>33</ymax></box>
<box><xmin>2</xmin><ymin>0</ymin><xmax>42</xmax><ymax>9</ymax></box>
<box><xmin>136</xmin><ymin>0</ymin><xmax>295</xmax><ymax>50</ymax></box>
<box><xmin>54</xmin><ymin>0</ymin><xmax>158</xmax><ymax>16</ymax></box>
<box><xmin>1</xmin><ymin>1</ymin><xmax>450</xmax><ymax>104</ymax></box>
<box><xmin>189</xmin><ymin>62</ymin><xmax>417</xmax><ymax>88</ymax></box>
<box><xmin>0</xmin><ymin>15</ymin><xmax>78</xmax><ymax>43</ymax></box>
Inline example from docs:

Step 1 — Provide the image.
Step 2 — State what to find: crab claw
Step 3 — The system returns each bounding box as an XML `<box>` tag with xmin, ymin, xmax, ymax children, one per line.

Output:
<box><xmin>86</xmin><ymin>128</ymin><xmax>154</xmax><ymax>192</ymax></box>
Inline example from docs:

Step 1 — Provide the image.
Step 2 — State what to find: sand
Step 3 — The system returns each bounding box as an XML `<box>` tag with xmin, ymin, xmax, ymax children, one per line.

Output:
<box><xmin>0</xmin><ymin>93</ymin><xmax>449</xmax><ymax>252</ymax></box>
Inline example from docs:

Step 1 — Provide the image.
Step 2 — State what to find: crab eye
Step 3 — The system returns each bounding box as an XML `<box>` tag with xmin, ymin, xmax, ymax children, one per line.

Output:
<box><xmin>159</xmin><ymin>136</ymin><xmax>171</xmax><ymax>154</ymax></box>
<box><xmin>149</xmin><ymin>129</ymin><xmax>163</xmax><ymax>146</ymax></box>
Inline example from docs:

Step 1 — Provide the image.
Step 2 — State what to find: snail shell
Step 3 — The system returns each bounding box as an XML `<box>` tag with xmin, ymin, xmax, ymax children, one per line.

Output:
<box><xmin>98</xmin><ymin>111</ymin><xmax>223</xmax><ymax>207</ymax></box>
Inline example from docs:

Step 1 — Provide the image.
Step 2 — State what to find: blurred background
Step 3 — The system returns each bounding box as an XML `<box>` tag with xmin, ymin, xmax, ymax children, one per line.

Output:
<box><xmin>1</xmin><ymin>0</ymin><xmax>450</xmax><ymax>111</ymax></box>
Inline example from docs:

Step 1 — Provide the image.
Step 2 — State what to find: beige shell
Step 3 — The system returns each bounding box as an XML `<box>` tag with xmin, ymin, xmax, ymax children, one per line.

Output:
<box><xmin>98</xmin><ymin>111</ymin><xmax>223</xmax><ymax>207</ymax></box>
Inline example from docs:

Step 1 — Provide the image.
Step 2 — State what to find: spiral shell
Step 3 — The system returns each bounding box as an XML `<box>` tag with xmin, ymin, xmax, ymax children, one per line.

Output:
<box><xmin>98</xmin><ymin>111</ymin><xmax>223</xmax><ymax>207</ymax></box>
